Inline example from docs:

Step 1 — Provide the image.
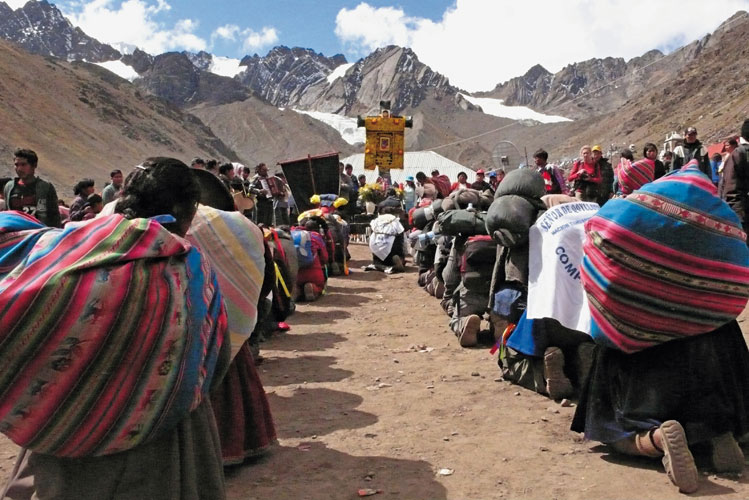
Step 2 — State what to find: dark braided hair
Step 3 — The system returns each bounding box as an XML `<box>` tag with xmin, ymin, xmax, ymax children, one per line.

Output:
<box><xmin>116</xmin><ymin>157</ymin><xmax>200</xmax><ymax>234</ymax></box>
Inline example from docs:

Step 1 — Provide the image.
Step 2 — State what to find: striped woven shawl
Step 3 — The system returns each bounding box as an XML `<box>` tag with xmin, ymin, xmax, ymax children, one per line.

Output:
<box><xmin>0</xmin><ymin>211</ymin><xmax>226</xmax><ymax>456</ymax></box>
<box><xmin>186</xmin><ymin>205</ymin><xmax>265</xmax><ymax>358</ymax></box>
<box><xmin>582</xmin><ymin>161</ymin><xmax>749</xmax><ymax>352</ymax></box>
<box><xmin>617</xmin><ymin>157</ymin><xmax>655</xmax><ymax>195</ymax></box>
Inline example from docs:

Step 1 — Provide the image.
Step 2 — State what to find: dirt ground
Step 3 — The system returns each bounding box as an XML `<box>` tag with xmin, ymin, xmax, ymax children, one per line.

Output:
<box><xmin>1</xmin><ymin>243</ymin><xmax>748</xmax><ymax>499</ymax></box>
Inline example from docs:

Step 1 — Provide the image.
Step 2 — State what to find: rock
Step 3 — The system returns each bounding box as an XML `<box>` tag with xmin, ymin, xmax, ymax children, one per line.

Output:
<box><xmin>560</xmin><ymin>398</ymin><xmax>574</xmax><ymax>407</ymax></box>
<box><xmin>540</xmin><ymin>446</ymin><xmax>550</xmax><ymax>452</ymax></box>
<box><xmin>378</xmin><ymin>383</ymin><xmax>392</xmax><ymax>388</ymax></box>
<box><xmin>514</xmin><ymin>392</ymin><xmax>521</xmax><ymax>396</ymax></box>
<box><xmin>471</xmin><ymin>372</ymin><xmax>480</xmax><ymax>377</ymax></box>
<box><xmin>442</xmin><ymin>437</ymin><xmax>450</xmax><ymax>441</ymax></box>
<box><xmin>426</xmin><ymin>385</ymin><xmax>435</xmax><ymax>389</ymax></box>
<box><xmin>437</xmin><ymin>468</ymin><xmax>454</xmax><ymax>476</ymax></box>
<box><xmin>547</xmin><ymin>407</ymin><xmax>560</xmax><ymax>414</ymax></box>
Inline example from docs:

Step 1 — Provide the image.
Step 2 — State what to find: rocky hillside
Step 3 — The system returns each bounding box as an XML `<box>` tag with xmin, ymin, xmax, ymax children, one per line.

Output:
<box><xmin>0</xmin><ymin>0</ymin><xmax>119</xmax><ymax>62</ymax></box>
<box><xmin>0</xmin><ymin>39</ymin><xmax>238</xmax><ymax>197</ymax></box>
<box><xmin>190</xmin><ymin>97</ymin><xmax>359</xmax><ymax>168</ymax></box>
<box><xmin>479</xmin><ymin>12</ymin><xmax>747</xmax><ymax>122</ymax></box>
<box><xmin>135</xmin><ymin>51</ymin><xmax>251</xmax><ymax>107</ymax></box>
<box><xmin>236</xmin><ymin>46</ymin><xmax>346</xmax><ymax>107</ymax></box>
<box><xmin>293</xmin><ymin>46</ymin><xmax>460</xmax><ymax>116</ymax></box>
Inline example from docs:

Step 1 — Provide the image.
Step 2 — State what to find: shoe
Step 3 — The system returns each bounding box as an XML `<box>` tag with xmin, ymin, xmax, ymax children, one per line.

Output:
<box><xmin>459</xmin><ymin>315</ymin><xmax>481</xmax><ymax>347</ymax></box>
<box><xmin>276</xmin><ymin>321</ymin><xmax>291</xmax><ymax>332</ymax></box>
<box><xmin>710</xmin><ymin>432</ymin><xmax>745</xmax><ymax>473</ymax></box>
<box><xmin>303</xmin><ymin>283</ymin><xmax>317</xmax><ymax>302</ymax></box>
<box><xmin>660</xmin><ymin>420</ymin><xmax>699</xmax><ymax>493</ymax></box>
<box><xmin>543</xmin><ymin>347</ymin><xmax>573</xmax><ymax>400</ymax></box>
<box><xmin>489</xmin><ymin>313</ymin><xmax>509</xmax><ymax>344</ymax></box>
<box><xmin>476</xmin><ymin>329</ymin><xmax>495</xmax><ymax>346</ymax></box>
<box><xmin>390</xmin><ymin>255</ymin><xmax>405</xmax><ymax>272</ymax></box>
<box><xmin>434</xmin><ymin>281</ymin><xmax>445</xmax><ymax>299</ymax></box>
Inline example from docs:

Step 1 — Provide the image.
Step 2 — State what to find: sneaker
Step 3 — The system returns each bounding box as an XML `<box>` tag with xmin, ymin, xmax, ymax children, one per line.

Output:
<box><xmin>710</xmin><ymin>432</ymin><xmax>745</xmax><ymax>473</ymax></box>
<box><xmin>543</xmin><ymin>347</ymin><xmax>573</xmax><ymax>400</ymax></box>
<box><xmin>660</xmin><ymin>420</ymin><xmax>698</xmax><ymax>493</ymax></box>
<box><xmin>459</xmin><ymin>315</ymin><xmax>481</xmax><ymax>347</ymax></box>
<box><xmin>303</xmin><ymin>283</ymin><xmax>316</xmax><ymax>302</ymax></box>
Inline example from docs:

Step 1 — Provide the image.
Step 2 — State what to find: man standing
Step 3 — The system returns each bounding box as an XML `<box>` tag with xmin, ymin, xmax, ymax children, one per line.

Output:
<box><xmin>345</xmin><ymin>164</ymin><xmax>358</xmax><ymax>190</ymax></box>
<box><xmin>101</xmin><ymin>169</ymin><xmax>123</xmax><ymax>205</ymax></box>
<box><xmin>592</xmin><ymin>145</ymin><xmax>613</xmax><ymax>205</ymax></box>
<box><xmin>251</xmin><ymin>163</ymin><xmax>275</xmax><ymax>226</ymax></box>
<box><xmin>471</xmin><ymin>169</ymin><xmax>492</xmax><ymax>192</ymax></box>
<box><xmin>273</xmin><ymin>172</ymin><xmax>291</xmax><ymax>226</ymax></box>
<box><xmin>2</xmin><ymin>149</ymin><xmax>61</xmax><ymax>227</ymax></box>
<box><xmin>218</xmin><ymin>163</ymin><xmax>235</xmax><ymax>190</ymax></box>
<box><xmin>719</xmin><ymin>131</ymin><xmax>749</xmax><ymax>234</ymax></box>
<box><xmin>672</xmin><ymin>126</ymin><xmax>710</xmax><ymax>176</ymax></box>
<box><xmin>533</xmin><ymin>149</ymin><xmax>567</xmax><ymax>195</ymax></box>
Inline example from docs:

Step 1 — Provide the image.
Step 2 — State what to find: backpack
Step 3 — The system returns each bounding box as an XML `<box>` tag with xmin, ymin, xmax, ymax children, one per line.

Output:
<box><xmin>291</xmin><ymin>229</ymin><xmax>316</xmax><ymax>268</ymax></box>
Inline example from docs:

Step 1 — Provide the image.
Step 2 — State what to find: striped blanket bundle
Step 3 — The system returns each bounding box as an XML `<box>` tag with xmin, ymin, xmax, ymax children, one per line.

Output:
<box><xmin>617</xmin><ymin>157</ymin><xmax>655</xmax><ymax>195</ymax></box>
<box><xmin>582</xmin><ymin>160</ymin><xmax>749</xmax><ymax>353</ymax></box>
<box><xmin>187</xmin><ymin>205</ymin><xmax>265</xmax><ymax>358</ymax></box>
<box><xmin>0</xmin><ymin>211</ymin><xmax>226</xmax><ymax>457</ymax></box>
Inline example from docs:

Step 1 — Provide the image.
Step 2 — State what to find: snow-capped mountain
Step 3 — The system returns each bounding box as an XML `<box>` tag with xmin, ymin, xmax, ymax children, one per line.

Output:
<box><xmin>0</xmin><ymin>0</ymin><xmax>119</xmax><ymax>62</ymax></box>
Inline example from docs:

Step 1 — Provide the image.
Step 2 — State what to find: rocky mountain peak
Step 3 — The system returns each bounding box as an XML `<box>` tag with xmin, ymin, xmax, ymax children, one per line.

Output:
<box><xmin>136</xmin><ymin>51</ymin><xmax>250</xmax><ymax>107</ymax></box>
<box><xmin>292</xmin><ymin>45</ymin><xmax>459</xmax><ymax>115</ymax></box>
<box><xmin>185</xmin><ymin>50</ymin><xmax>213</xmax><ymax>72</ymax></box>
<box><xmin>0</xmin><ymin>0</ymin><xmax>120</xmax><ymax>62</ymax></box>
<box><xmin>236</xmin><ymin>45</ymin><xmax>348</xmax><ymax>107</ymax></box>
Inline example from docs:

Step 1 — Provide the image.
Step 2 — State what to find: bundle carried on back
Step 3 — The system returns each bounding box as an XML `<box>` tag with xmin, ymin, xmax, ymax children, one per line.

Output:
<box><xmin>437</xmin><ymin>209</ymin><xmax>488</xmax><ymax>237</ymax></box>
<box><xmin>187</xmin><ymin>205</ymin><xmax>265</xmax><ymax>358</ymax></box>
<box><xmin>0</xmin><ymin>212</ymin><xmax>226</xmax><ymax>457</ymax></box>
<box><xmin>582</xmin><ymin>160</ymin><xmax>749</xmax><ymax>352</ymax></box>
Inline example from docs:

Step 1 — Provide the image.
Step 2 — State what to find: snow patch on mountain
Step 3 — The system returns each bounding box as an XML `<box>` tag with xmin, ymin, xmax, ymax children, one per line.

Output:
<box><xmin>94</xmin><ymin>60</ymin><xmax>139</xmax><ymax>81</ymax></box>
<box><xmin>326</xmin><ymin>62</ymin><xmax>354</xmax><ymax>84</ymax></box>
<box><xmin>209</xmin><ymin>56</ymin><xmax>244</xmax><ymax>78</ymax></box>
<box><xmin>460</xmin><ymin>94</ymin><xmax>572</xmax><ymax>123</ymax></box>
<box><xmin>110</xmin><ymin>42</ymin><xmax>136</xmax><ymax>55</ymax></box>
<box><xmin>290</xmin><ymin>108</ymin><xmax>364</xmax><ymax>144</ymax></box>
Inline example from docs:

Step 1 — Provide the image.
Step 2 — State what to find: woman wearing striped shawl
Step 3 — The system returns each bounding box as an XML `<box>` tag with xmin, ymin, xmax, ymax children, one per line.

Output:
<box><xmin>571</xmin><ymin>160</ymin><xmax>749</xmax><ymax>493</ymax></box>
<box><xmin>2</xmin><ymin>158</ymin><xmax>230</xmax><ymax>499</ymax></box>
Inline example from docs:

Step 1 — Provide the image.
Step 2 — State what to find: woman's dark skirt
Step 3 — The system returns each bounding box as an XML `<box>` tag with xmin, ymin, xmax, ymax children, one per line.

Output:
<box><xmin>571</xmin><ymin>320</ymin><xmax>749</xmax><ymax>446</ymax></box>
<box><xmin>210</xmin><ymin>342</ymin><xmax>277</xmax><ymax>465</ymax></box>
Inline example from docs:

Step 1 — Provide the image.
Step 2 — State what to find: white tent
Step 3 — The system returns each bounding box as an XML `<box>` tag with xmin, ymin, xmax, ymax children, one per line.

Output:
<box><xmin>340</xmin><ymin>151</ymin><xmax>480</xmax><ymax>185</ymax></box>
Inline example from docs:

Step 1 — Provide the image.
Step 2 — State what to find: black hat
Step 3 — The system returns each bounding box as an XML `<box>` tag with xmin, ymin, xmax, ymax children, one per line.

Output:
<box><xmin>191</xmin><ymin>169</ymin><xmax>234</xmax><ymax>211</ymax></box>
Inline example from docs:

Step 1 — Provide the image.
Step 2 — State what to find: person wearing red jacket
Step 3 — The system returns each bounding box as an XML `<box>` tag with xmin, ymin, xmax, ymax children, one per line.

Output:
<box><xmin>294</xmin><ymin>222</ymin><xmax>329</xmax><ymax>302</ymax></box>
<box><xmin>567</xmin><ymin>145</ymin><xmax>602</xmax><ymax>202</ymax></box>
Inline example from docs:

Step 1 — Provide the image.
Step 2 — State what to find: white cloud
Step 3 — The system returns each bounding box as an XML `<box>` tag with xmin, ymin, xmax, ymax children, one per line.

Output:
<box><xmin>62</xmin><ymin>0</ymin><xmax>206</xmax><ymax>54</ymax></box>
<box><xmin>212</xmin><ymin>24</ymin><xmax>240</xmax><ymax>43</ymax></box>
<box><xmin>242</xmin><ymin>27</ymin><xmax>279</xmax><ymax>52</ymax></box>
<box><xmin>335</xmin><ymin>0</ymin><xmax>749</xmax><ymax>92</ymax></box>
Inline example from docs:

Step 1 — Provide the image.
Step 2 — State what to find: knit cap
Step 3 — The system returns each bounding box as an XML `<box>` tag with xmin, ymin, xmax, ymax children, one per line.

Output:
<box><xmin>582</xmin><ymin>160</ymin><xmax>749</xmax><ymax>352</ymax></box>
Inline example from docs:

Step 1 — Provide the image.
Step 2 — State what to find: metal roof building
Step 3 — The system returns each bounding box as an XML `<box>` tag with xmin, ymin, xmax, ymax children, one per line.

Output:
<box><xmin>340</xmin><ymin>151</ymin><xmax>480</xmax><ymax>185</ymax></box>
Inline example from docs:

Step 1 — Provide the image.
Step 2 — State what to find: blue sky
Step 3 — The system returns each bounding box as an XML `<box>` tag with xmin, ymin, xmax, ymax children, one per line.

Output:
<box><xmin>6</xmin><ymin>0</ymin><xmax>749</xmax><ymax>91</ymax></box>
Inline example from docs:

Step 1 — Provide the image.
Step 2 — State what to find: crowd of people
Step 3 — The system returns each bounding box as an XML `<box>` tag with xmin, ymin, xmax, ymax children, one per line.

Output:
<box><xmin>0</xmin><ymin>118</ymin><xmax>747</xmax><ymax>497</ymax></box>
<box><xmin>403</xmin><ymin>121</ymin><xmax>749</xmax><ymax>494</ymax></box>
